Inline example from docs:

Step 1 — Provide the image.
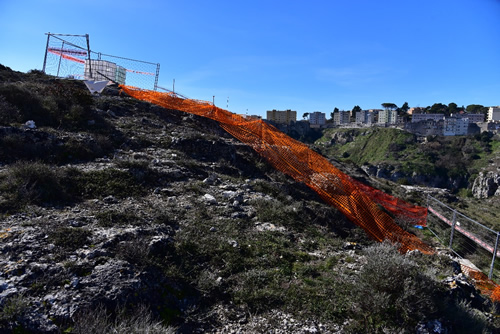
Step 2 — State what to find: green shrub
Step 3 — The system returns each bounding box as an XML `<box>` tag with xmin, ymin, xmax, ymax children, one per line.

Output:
<box><xmin>72</xmin><ymin>304</ymin><xmax>174</xmax><ymax>334</ymax></box>
<box><xmin>0</xmin><ymin>293</ymin><xmax>29</xmax><ymax>323</ymax></box>
<box><xmin>0</xmin><ymin>161</ymin><xmax>67</xmax><ymax>210</ymax></box>
<box><xmin>48</xmin><ymin>227</ymin><xmax>91</xmax><ymax>250</ymax></box>
<box><xmin>0</xmin><ymin>95</ymin><xmax>20</xmax><ymax>125</ymax></box>
<box><xmin>350</xmin><ymin>242</ymin><xmax>441</xmax><ymax>332</ymax></box>
<box><xmin>69</xmin><ymin>168</ymin><xmax>147</xmax><ymax>199</ymax></box>
<box><xmin>0</xmin><ymin>82</ymin><xmax>47</xmax><ymax>124</ymax></box>
<box><xmin>95</xmin><ymin>210</ymin><xmax>140</xmax><ymax>227</ymax></box>
<box><xmin>0</xmin><ymin>80</ymin><xmax>95</xmax><ymax>130</ymax></box>
<box><xmin>251</xmin><ymin>198</ymin><xmax>301</xmax><ymax>227</ymax></box>
<box><xmin>115</xmin><ymin>238</ymin><xmax>151</xmax><ymax>268</ymax></box>
<box><xmin>59</xmin><ymin>134</ymin><xmax>114</xmax><ymax>162</ymax></box>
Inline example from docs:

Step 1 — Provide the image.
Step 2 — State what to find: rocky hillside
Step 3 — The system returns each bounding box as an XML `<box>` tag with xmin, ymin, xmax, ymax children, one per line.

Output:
<box><xmin>315</xmin><ymin>128</ymin><xmax>500</xmax><ymax>192</ymax></box>
<box><xmin>0</xmin><ymin>65</ymin><xmax>499</xmax><ymax>333</ymax></box>
<box><xmin>315</xmin><ymin>127</ymin><xmax>500</xmax><ymax>231</ymax></box>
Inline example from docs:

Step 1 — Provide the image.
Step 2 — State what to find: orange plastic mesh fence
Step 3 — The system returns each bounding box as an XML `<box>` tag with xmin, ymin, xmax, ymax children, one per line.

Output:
<box><xmin>120</xmin><ymin>85</ymin><xmax>434</xmax><ymax>254</ymax></box>
<box><xmin>460</xmin><ymin>264</ymin><xmax>500</xmax><ymax>303</ymax></box>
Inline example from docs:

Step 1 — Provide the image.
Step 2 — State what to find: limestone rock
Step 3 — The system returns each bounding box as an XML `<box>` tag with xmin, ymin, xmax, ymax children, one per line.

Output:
<box><xmin>472</xmin><ymin>172</ymin><xmax>500</xmax><ymax>199</ymax></box>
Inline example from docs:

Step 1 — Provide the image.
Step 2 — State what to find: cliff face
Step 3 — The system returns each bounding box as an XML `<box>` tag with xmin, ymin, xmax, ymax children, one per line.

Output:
<box><xmin>472</xmin><ymin>171</ymin><xmax>500</xmax><ymax>199</ymax></box>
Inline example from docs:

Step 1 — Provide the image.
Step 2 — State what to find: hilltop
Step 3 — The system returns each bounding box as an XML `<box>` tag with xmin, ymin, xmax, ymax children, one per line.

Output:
<box><xmin>0</xmin><ymin>65</ymin><xmax>499</xmax><ymax>333</ymax></box>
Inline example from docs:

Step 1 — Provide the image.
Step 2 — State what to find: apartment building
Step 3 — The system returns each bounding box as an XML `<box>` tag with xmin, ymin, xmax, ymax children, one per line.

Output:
<box><xmin>266</xmin><ymin>109</ymin><xmax>297</xmax><ymax>124</ymax></box>
<box><xmin>443</xmin><ymin>117</ymin><xmax>469</xmax><ymax>136</ymax></box>
<box><xmin>355</xmin><ymin>110</ymin><xmax>373</xmax><ymax>124</ymax></box>
<box><xmin>488</xmin><ymin>107</ymin><xmax>500</xmax><ymax>122</ymax></box>
<box><xmin>378</xmin><ymin>109</ymin><xmax>397</xmax><ymax>124</ymax></box>
<box><xmin>309</xmin><ymin>111</ymin><xmax>326</xmax><ymax>127</ymax></box>
<box><xmin>453</xmin><ymin>113</ymin><xmax>485</xmax><ymax>123</ymax></box>
<box><xmin>333</xmin><ymin>110</ymin><xmax>350</xmax><ymax>125</ymax></box>
<box><xmin>411</xmin><ymin>113</ymin><xmax>444</xmax><ymax>123</ymax></box>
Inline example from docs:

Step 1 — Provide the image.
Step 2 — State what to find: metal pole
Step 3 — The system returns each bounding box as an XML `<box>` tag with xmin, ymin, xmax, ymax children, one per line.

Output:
<box><xmin>489</xmin><ymin>232</ymin><xmax>500</xmax><ymax>279</ymax></box>
<box><xmin>86</xmin><ymin>34</ymin><xmax>92</xmax><ymax>79</ymax></box>
<box><xmin>154</xmin><ymin>63</ymin><xmax>160</xmax><ymax>91</ymax></box>
<box><xmin>56</xmin><ymin>40</ymin><xmax>65</xmax><ymax>77</ymax></box>
<box><xmin>449</xmin><ymin>210</ymin><xmax>457</xmax><ymax>249</ymax></box>
<box><xmin>426</xmin><ymin>195</ymin><xmax>430</xmax><ymax>227</ymax></box>
<box><xmin>42</xmin><ymin>32</ymin><xmax>51</xmax><ymax>73</ymax></box>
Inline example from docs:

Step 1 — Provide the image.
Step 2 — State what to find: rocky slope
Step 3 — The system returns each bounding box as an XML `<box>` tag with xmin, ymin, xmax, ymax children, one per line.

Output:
<box><xmin>472</xmin><ymin>171</ymin><xmax>500</xmax><ymax>199</ymax></box>
<box><xmin>0</xmin><ymin>66</ymin><xmax>499</xmax><ymax>333</ymax></box>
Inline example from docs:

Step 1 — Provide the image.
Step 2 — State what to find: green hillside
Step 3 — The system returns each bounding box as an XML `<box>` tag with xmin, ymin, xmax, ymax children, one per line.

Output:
<box><xmin>315</xmin><ymin>127</ymin><xmax>499</xmax><ymax>189</ymax></box>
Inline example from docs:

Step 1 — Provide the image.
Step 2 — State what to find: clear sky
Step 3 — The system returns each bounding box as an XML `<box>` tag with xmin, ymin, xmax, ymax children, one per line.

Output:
<box><xmin>1</xmin><ymin>0</ymin><xmax>499</xmax><ymax>118</ymax></box>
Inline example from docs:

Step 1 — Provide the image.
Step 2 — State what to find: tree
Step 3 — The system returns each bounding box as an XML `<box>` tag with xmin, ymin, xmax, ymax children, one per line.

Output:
<box><xmin>330</xmin><ymin>107</ymin><xmax>339</xmax><ymax>120</ymax></box>
<box><xmin>428</xmin><ymin>103</ymin><xmax>448</xmax><ymax>115</ymax></box>
<box><xmin>466</xmin><ymin>104</ymin><xmax>488</xmax><ymax>115</ymax></box>
<box><xmin>352</xmin><ymin>105</ymin><xmax>362</xmax><ymax>114</ymax></box>
<box><xmin>381</xmin><ymin>103</ymin><xmax>398</xmax><ymax>110</ymax></box>
<box><xmin>448</xmin><ymin>102</ymin><xmax>458</xmax><ymax>115</ymax></box>
<box><xmin>400</xmin><ymin>102</ymin><xmax>409</xmax><ymax>114</ymax></box>
<box><xmin>302</xmin><ymin>112</ymin><xmax>309</xmax><ymax>120</ymax></box>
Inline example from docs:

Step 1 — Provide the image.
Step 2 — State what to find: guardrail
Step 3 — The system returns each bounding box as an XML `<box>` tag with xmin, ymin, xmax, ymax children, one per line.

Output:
<box><xmin>426</xmin><ymin>195</ymin><xmax>500</xmax><ymax>280</ymax></box>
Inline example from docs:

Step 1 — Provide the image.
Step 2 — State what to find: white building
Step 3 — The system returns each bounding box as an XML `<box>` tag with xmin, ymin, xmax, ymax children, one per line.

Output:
<box><xmin>333</xmin><ymin>110</ymin><xmax>350</xmax><ymax>125</ymax></box>
<box><xmin>355</xmin><ymin>110</ymin><xmax>373</xmax><ymax>124</ymax></box>
<box><xmin>378</xmin><ymin>109</ymin><xmax>397</xmax><ymax>124</ymax></box>
<box><xmin>443</xmin><ymin>117</ymin><xmax>468</xmax><ymax>136</ymax></box>
<box><xmin>453</xmin><ymin>113</ymin><xmax>485</xmax><ymax>123</ymax></box>
<box><xmin>266</xmin><ymin>109</ymin><xmax>297</xmax><ymax>124</ymax></box>
<box><xmin>411</xmin><ymin>113</ymin><xmax>445</xmax><ymax>123</ymax></box>
<box><xmin>488</xmin><ymin>107</ymin><xmax>500</xmax><ymax>122</ymax></box>
<box><xmin>309</xmin><ymin>111</ymin><xmax>326</xmax><ymax>127</ymax></box>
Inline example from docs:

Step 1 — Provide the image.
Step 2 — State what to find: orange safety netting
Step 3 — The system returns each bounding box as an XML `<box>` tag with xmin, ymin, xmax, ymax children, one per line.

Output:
<box><xmin>460</xmin><ymin>264</ymin><xmax>500</xmax><ymax>303</ymax></box>
<box><xmin>120</xmin><ymin>85</ymin><xmax>434</xmax><ymax>254</ymax></box>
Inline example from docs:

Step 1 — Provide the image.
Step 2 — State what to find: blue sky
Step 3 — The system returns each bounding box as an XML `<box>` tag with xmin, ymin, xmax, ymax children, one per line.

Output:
<box><xmin>1</xmin><ymin>0</ymin><xmax>499</xmax><ymax>117</ymax></box>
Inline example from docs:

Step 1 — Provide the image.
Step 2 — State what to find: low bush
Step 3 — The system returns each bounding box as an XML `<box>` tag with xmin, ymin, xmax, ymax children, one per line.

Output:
<box><xmin>349</xmin><ymin>242</ymin><xmax>441</xmax><ymax>332</ymax></box>
<box><xmin>72</xmin><ymin>304</ymin><xmax>174</xmax><ymax>334</ymax></box>
<box><xmin>48</xmin><ymin>227</ymin><xmax>92</xmax><ymax>251</ymax></box>
<box><xmin>95</xmin><ymin>210</ymin><xmax>140</xmax><ymax>227</ymax></box>
<box><xmin>0</xmin><ymin>95</ymin><xmax>20</xmax><ymax>125</ymax></box>
<box><xmin>68</xmin><ymin>168</ymin><xmax>147</xmax><ymax>199</ymax></box>
<box><xmin>0</xmin><ymin>293</ymin><xmax>29</xmax><ymax>325</ymax></box>
<box><xmin>0</xmin><ymin>161</ymin><xmax>68</xmax><ymax>210</ymax></box>
<box><xmin>0</xmin><ymin>80</ymin><xmax>100</xmax><ymax>131</ymax></box>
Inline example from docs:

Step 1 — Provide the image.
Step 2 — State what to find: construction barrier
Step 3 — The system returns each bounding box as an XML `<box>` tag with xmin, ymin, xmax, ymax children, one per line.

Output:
<box><xmin>120</xmin><ymin>85</ymin><xmax>434</xmax><ymax>255</ymax></box>
<box><xmin>120</xmin><ymin>85</ymin><xmax>500</xmax><ymax>301</ymax></box>
<box><xmin>460</xmin><ymin>264</ymin><xmax>500</xmax><ymax>302</ymax></box>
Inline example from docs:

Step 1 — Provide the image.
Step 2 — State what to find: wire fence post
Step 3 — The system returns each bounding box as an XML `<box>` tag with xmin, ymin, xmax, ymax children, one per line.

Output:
<box><xmin>489</xmin><ymin>232</ymin><xmax>500</xmax><ymax>279</ymax></box>
<box><xmin>449</xmin><ymin>210</ymin><xmax>457</xmax><ymax>249</ymax></box>
<box><xmin>426</xmin><ymin>194</ymin><xmax>430</xmax><ymax>227</ymax></box>
<box><xmin>42</xmin><ymin>32</ymin><xmax>51</xmax><ymax>73</ymax></box>
<box><xmin>85</xmin><ymin>34</ymin><xmax>92</xmax><ymax>79</ymax></box>
<box><xmin>154</xmin><ymin>63</ymin><xmax>160</xmax><ymax>91</ymax></box>
<box><xmin>56</xmin><ymin>40</ymin><xmax>65</xmax><ymax>77</ymax></box>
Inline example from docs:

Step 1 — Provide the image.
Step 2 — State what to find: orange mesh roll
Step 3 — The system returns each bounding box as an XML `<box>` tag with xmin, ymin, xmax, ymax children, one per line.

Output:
<box><xmin>120</xmin><ymin>85</ymin><xmax>434</xmax><ymax>255</ymax></box>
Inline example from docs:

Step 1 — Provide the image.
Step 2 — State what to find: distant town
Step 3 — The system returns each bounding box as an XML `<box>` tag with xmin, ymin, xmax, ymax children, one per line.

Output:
<box><xmin>242</xmin><ymin>105</ymin><xmax>500</xmax><ymax>137</ymax></box>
